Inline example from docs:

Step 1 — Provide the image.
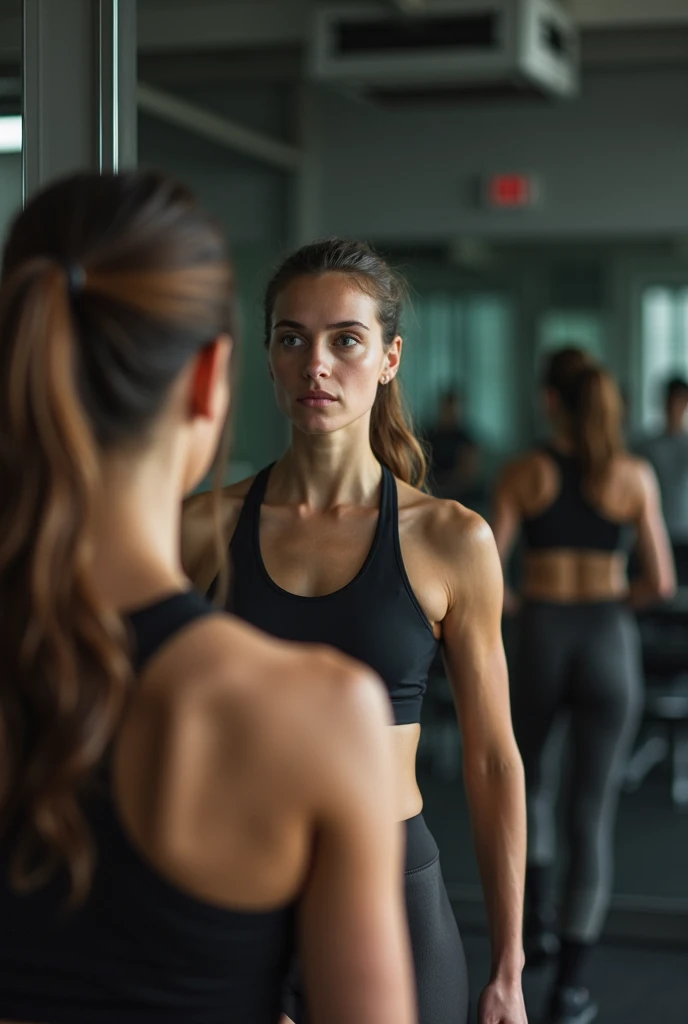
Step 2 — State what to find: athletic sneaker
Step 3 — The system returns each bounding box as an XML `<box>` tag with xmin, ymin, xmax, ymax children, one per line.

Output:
<box><xmin>546</xmin><ymin>986</ymin><xmax>599</xmax><ymax>1024</ymax></box>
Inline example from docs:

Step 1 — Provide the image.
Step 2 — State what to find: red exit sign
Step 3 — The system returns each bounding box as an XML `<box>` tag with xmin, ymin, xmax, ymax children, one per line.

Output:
<box><xmin>484</xmin><ymin>173</ymin><xmax>539</xmax><ymax>209</ymax></box>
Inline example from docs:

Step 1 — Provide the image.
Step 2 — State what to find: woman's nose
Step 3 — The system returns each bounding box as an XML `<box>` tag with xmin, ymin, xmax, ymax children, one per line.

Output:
<box><xmin>303</xmin><ymin>340</ymin><xmax>331</xmax><ymax>380</ymax></box>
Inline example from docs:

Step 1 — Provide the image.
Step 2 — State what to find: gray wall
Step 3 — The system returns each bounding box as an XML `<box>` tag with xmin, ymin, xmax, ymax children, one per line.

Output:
<box><xmin>311</xmin><ymin>68</ymin><xmax>688</xmax><ymax>242</ymax></box>
<box><xmin>139</xmin><ymin>112</ymin><xmax>289</xmax><ymax>247</ymax></box>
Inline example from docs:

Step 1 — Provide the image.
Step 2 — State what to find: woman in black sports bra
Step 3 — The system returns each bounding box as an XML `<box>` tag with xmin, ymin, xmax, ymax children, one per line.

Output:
<box><xmin>493</xmin><ymin>348</ymin><xmax>675</xmax><ymax>1024</ymax></box>
<box><xmin>0</xmin><ymin>175</ymin><xmax>415</xmax><ymax>1024</ymax></box>
<box><xmin>184</xmin><ymin>240</ymin><xmax>528</xmax><ymax>1024</ymax></box>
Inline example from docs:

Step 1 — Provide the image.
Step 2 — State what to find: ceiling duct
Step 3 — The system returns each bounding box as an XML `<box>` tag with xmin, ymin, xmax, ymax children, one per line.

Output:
<box><xmin>310</xmin><ymin>0</ymin><xmax>579</xmax><ymax>102</ymax></box>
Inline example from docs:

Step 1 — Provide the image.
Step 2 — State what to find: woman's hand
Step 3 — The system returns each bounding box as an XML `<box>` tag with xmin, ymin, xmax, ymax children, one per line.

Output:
<box><xmin>478</xmin><ymin>976</ymin><xmax>528</xmax><ymax>1024</ymax></box>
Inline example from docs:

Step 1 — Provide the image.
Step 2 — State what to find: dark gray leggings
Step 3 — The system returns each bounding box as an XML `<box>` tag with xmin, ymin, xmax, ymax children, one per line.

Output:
<box><xmin>512</xmin><ymin>601</ymin><xmax>643</xmax><ymax>943</ymax></box>
<box><xmin>284</xmin><ymin>814</ymin><xmax>469</xmax><ymax>1024</ymax></box>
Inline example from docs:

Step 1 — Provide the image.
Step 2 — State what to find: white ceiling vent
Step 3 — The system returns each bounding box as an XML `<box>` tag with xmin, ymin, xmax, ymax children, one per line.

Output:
<box><xmin>310</xmin><ymin>0</ymin><xmax>579</xmax><ymax>101</ymax></box>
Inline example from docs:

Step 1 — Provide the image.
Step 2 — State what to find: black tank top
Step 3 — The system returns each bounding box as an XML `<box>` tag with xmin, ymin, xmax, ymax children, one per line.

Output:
<box><xmin>229</xmin><ymin>463</ymin><xmax>439</xmax><ymax>726</ymax></box>
<box><xmin>522</xmin><ymin>446</ymin><xmax>627</xmax><ymax>552</ymax></box>
<box><xmin>0</xmin><ymin>591</ymin><xmax>294</xmax><ymax>1024</ymax></box>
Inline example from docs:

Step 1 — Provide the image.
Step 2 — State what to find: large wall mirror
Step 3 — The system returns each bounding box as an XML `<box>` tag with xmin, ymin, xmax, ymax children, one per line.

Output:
<box><xmin>5</xmin><ymin>2</ymin><xmax>687</xmax><ymax>1021</ymax></box>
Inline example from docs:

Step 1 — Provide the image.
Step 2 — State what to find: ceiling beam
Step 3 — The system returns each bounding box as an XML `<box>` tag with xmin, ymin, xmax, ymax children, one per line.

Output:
<box><xmin>137</xmin><ymin>82</ymin><xmax>304</xmax><ymax>171</ymax></box>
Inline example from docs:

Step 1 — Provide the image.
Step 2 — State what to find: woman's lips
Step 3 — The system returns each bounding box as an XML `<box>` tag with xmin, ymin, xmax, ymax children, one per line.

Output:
<box><xmin>298</xmin><ymin>395</ymin><xmax>337</xmax><ymax>407</ymax></box>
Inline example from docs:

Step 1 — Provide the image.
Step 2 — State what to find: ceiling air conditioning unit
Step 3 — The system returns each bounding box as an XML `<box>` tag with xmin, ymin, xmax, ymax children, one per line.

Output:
<box><xmin>310</xmin><ymin>0</ymin><xmax>579</xmax><ymax>102</ymax></box>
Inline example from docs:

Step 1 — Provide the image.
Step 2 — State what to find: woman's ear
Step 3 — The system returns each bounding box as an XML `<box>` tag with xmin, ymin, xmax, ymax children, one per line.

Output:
<box><xmin>191</xmin><ymin>336</ymin><xmax>232</xmax><ymax>418</ymax></box>
<box><xmin>383</xmin><ymin>335</ymin><xmax>403</xmax><ymax>381</ymax></box>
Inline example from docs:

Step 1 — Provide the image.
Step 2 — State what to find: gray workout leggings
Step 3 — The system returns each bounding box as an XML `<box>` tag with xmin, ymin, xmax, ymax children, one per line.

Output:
<box><xmin>512</xmin><ymin>601</ymin><xmax>643</xmax><ymax>943</ymax></box>
<box><xmin>283</xmin><ymin>814</ymin><xmax>469</xmax><ymax>1024</ymax></box>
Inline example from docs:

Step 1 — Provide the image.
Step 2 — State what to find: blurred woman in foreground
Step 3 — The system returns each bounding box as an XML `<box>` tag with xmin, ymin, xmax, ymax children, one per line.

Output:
<box><xmin>0</xmin><ymin>173</ymin><xmax>414</xmax><ymax>1024</ymax></box>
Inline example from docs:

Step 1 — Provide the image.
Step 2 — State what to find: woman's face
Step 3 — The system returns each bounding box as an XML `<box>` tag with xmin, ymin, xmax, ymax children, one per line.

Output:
<box><xmin>267</xmin><ymin>272</ymin><xmax>401</xmax><ymax>436</ymax></box>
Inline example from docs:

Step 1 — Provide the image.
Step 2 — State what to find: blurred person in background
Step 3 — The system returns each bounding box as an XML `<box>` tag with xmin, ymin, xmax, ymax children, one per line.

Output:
<box><xmin>184</xmin><ymin>239</ymin><xmax>528</xmax><ymax>1024</ymax></box>
<box><xmin>425</xmin><ymin>387</ymin><xmax>482</xmax><ymax>502</ymax></box>
<box><xmin>0</xmin><ymin>175</ymin><xmax>415</xmax><ymax>1024</ymax></box>
<box><xmin>493</xmin><ymin>347</ymin><xmax>675</xmax><ymax>1024</ymax></box>
<box><xmin>637</xmin><ymin>376</ymin><xmax>688</xmax><ymax>584</ymax></box>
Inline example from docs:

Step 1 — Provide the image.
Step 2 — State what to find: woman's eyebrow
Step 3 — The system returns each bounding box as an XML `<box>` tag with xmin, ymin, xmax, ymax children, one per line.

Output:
<box><xmin>273</xmin><ymin>318</ymin><xmax>307</xmax><ymax>331</ymax></box>
<box><xmin>327</xmin><ymin>320</ymin><xmax>369</xmax><ymax>330</ymax></box>
<box><xmin>272</xmin><ymin>319</ymin><xmax>370</xmax><ymax>331</ymax></box>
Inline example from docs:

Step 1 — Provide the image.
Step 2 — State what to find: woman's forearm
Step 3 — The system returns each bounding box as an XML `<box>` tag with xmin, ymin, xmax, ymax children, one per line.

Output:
<box><xmin>464</xmin><ymin>754</ymin><xmax>527</xmax><ymax>980</ymax></box>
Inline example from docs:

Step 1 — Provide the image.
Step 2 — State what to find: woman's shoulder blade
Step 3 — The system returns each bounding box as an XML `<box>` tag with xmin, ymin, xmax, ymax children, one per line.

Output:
<box><xmin>154</xmin><ymin>615</ymin><xmax>387</xmax><ymax>764</ymax></box>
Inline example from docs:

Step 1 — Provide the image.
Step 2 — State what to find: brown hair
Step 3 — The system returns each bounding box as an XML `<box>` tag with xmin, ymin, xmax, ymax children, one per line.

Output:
<box><xmin>543</xmin><ymin>346</ymin><xmax>623</xmax><ymax>485</ymax></box>
<box><xmin>0</xmin><ymin>171</ymin><xmax>234</xmax><ymax>902</ymax></box>
<box><xmin>263</xmin><ymin>239</ymin><xmax>426</xmax><ymax>488</ymax></box>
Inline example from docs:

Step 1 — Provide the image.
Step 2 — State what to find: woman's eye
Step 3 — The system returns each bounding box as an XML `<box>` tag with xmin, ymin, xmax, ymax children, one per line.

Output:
<box><xmin>281</xmin><ymin>334</ymin><xmax>305</xmax><ymax>348</ymax></box>
<box><xmin>337</xmin><ymin>335</ymin><xmax>359</xmax><ymax>348</ymax></box>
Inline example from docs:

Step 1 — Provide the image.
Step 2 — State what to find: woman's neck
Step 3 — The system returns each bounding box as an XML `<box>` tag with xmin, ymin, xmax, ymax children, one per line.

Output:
<box><xmin>273</xmin><ymin>421</ymin><xmax>382</xmax><ymax>510</ymax></box>
<box><xmin>89</xmin><ymin>449</ymin><xmax>189</xmax><ymax>612</ymax></box>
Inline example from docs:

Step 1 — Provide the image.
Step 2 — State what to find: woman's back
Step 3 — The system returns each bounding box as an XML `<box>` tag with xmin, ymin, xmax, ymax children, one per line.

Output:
<box><xmin>519</xmin><ymin>445</ymin><xmax>643</xmax><ymax>531</ymax></box>
<box><xmin>494</xmin><ymin>347</ymin><xmax>673</xmax><ymax>607</ymax></box>
<box><xmin>500</xmin><ymin>446</ymin><xmax>647</xmax><ymax>603</ymax></box>
<box><xmin>0</xmin><ymin>588</ymin><xmax>404</xmax><ymax>1022</ymax></box>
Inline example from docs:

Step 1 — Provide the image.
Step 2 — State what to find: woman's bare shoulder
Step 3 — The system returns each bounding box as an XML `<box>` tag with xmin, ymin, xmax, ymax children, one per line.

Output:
<box><xmin>181</xmin><ymin>474</ymin><xmax>258</xmax><ymax>585</ymax></box>
<box><xmin>396</xmin><ymin>479</ymin><xmax>493</xmax><ymax>563</ymax></box>
<box><xmin>183</xmin><ymin>473</ymin><xmax>257</xmax><ymax>524</ymax></box>
<box><xmin>146</xmin><ymin>613</ymin><xmax>391</xmax><ymax>800</ymax></box>
<box><xmin>120</xmin><ymin>615</ymin><xmax>392</xmax><ymax>909</ymax></box>
<box><xmin>610</xmin><ymin>451</ymin><xmax>658</xmax><ymax>510</ymax></box>
<box><xmin>614</xmin><ymin>449</ymin><xmax>652</xmax><ymax>478</ymax></box>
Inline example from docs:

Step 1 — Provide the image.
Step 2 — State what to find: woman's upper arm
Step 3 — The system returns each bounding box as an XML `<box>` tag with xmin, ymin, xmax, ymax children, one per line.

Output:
<box><xmin>634</xmin><ymin>460</ymin><xmax>676</xmax><ymax>599</ymax></box>
<box><xmin>298</xmin><ymin>672</ymin><xmax>416</xmax><ymax>1024</ymax></box>
<box><xmin>441</xmin><ymin>512</ymin><xmax>519</xmax><ymax>766</ymax></box>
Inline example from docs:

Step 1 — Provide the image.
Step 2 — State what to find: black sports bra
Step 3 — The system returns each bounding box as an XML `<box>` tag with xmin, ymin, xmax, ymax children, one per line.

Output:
<box><xmin>228</xmin><ymin>464</ymin><xmax>439</xmax><ymax>726</ymax></box>
<box><xmin>0</xmin><ymin>591</ymin><xmax>295</xmax><ymax>1024</ymax></box>
<box><xmin>522</xmin><ymin>446</ymin><xmax>628</xmax><ymax>553</ymax></box>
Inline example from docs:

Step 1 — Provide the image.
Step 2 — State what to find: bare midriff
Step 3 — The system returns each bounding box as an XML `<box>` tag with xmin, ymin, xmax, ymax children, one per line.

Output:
<box><xmin>391</xmin><ymin>723</ymin><xmax>424</xmax><ymax>822</ymax></box>
<box><xmin>523</xmin><ymin>549</ymin><xmax>628</xmax><ymax>604</ymax></box>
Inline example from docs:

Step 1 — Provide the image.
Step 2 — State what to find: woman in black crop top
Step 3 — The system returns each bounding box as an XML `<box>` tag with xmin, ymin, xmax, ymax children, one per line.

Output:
<box><xmin>184</xmin><ymin>240</ymin><xmax>528</xmax><ymax>1024</ymax></box>
<box><xmin>0</xmin><ymin>175</ymin><xmax>415</xmax><ymax>1024</ymax></box>
<box><xmin>493</xmin><ymin>348</ymin><xmax>675</xmax><ymax>1024</ymax></box>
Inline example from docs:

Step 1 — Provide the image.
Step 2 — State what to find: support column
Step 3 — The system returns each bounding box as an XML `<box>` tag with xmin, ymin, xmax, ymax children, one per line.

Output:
<box><xmin>22</xmin><ymin>0</ymin><xmax>137</xmax><ymax>200</ymax></box>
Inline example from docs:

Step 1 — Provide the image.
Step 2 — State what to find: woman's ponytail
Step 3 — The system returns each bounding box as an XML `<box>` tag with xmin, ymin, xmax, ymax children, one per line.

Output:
<box><xmin>370</xmin><ymin>377</ymin><xmax>426</xmax><ymax>488</ymax></box>
<box><xmin>543</xmin><ymin>347</ymin><xmax>623</xmax><ymax>486</ymax></box>
<box><xmin>569</xmin><ymin>365</ymin><xmax>623</xmax><ymax>486</ymax></box>
<box><xmin>0</xmin><ymin>260</ymin><xmax>131</xmax><ymax>902</ymax></box>
<box><xmin>0</xmin><ymin>171</ymin><xmax>232</xmax><ymax>901</ymax></box>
